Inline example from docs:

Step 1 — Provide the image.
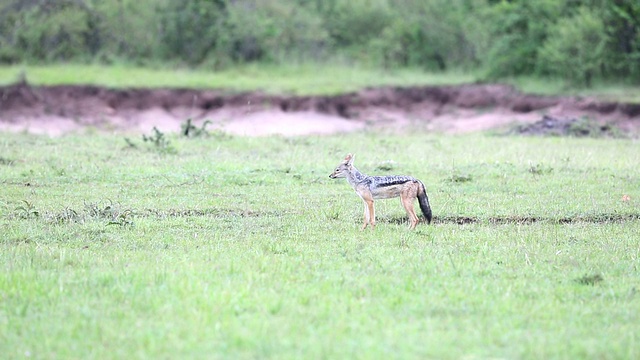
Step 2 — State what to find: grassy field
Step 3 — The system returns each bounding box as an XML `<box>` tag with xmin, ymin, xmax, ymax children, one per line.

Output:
<box><xmin>3</xmin><ymin>64</ymin><xmax>640</xmax><ymax>100</ymax></box>
<box><xmin>1</xmin><ymin>129</ymin><xmax>639</xmax><ymax>359</ymax></box>
<box><xmin>0</xmin><ymin>64</ymin><xmax>475</xmax><ymax>95</ymax></box>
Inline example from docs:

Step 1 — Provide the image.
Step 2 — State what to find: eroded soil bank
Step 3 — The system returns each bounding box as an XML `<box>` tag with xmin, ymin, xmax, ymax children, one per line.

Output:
<box><xmin>1</xmin><ymin>82</ymin><xmax>639</xmax><ymax>136</ymax></box>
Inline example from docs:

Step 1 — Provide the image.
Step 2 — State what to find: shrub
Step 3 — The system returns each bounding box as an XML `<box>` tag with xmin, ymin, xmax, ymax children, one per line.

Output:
<box><xmin>538</xmin><ymin>7</ymin><xmax>608</xmax><ymax>86</ymax></box>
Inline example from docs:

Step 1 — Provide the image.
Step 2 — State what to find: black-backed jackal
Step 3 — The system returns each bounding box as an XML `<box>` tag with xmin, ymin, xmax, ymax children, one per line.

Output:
<box><xmin>329</xmin><ymin>154</ymin><xmax>432</xmax><ymax>230</ymax></box>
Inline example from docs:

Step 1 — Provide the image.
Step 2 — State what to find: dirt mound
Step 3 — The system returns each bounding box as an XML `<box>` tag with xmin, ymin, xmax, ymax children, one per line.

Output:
<box><xmin>1</xmin><ymin>82</ymin><xmax>639</xmax><ymax>136</ymax></box>
<box><xmin>512</xmin><ymin>115</ymin><xmax>620</xmax><ymax>137</ymax></box>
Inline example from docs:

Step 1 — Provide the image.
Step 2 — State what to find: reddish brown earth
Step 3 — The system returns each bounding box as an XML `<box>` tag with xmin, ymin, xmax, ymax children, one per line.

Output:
<box><xmin>1</xmin><ymin>81</ymin><xmax>639</xmax><ymax>136</ymax></box>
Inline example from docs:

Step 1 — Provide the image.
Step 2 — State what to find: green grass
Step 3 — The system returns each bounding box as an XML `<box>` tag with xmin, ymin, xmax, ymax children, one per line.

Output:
<box><xmin>4</xmin><ymin>64</ymin><xmax>640</xmax><ymax>100</ymax></box>
<box><xmin>1</xmin><ymin>131</ymin><xmax>639</xmax><ymax>359</ymax></box>
<box><xmin>0</xmin><ymin>63</ymin><xmax>475</xmax><ymax>95</ymax></box>
<box><xmin>505</xmin><ymin>76</ymin><xmax>640</xmax><ymax>103</ymax></box>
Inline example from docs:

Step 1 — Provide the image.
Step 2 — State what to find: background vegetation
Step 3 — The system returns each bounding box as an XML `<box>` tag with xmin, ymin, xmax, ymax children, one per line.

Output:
<box><xmin>1</xmin><ymin>0</ymin><xmax>639</xmax><ymax>86</ymax></box>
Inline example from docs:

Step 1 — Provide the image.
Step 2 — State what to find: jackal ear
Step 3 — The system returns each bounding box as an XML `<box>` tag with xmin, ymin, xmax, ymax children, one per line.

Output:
<box><xmin>345</xmin><ymin>153</ymin><xmax>354</xmax><ymax>165</ymax></box>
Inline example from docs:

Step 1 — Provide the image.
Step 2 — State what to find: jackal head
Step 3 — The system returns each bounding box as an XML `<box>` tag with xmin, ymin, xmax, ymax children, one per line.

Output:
<box><xmin>329</xmin><ymin>154</ymin><xmax>354</xmax><ymax>179</ymax></box>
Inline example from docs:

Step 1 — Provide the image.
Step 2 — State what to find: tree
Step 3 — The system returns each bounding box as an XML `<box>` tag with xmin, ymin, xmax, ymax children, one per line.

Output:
<box><xmin>602</xmin><ymin>1</ymin><xmax>640</xmax><ymax>81</ymax></box>
<box><xmin>0</xmin><ymin>0</ymin><xmax>100</xmax><ymax>62</ymax></box>
<box><xmin>477</xmin><ymin>0</ymin><xmax>560</xmax><ymax>79</ymax></box>
<box><xmin>158</xmin><ymin>0</ymin><xmax>229</xmax><ymax>66</ymax></box>
<box><xmin>539</xmin><ymin>7</ymin><xmax>608</xmax><ymax>86</ymax></box>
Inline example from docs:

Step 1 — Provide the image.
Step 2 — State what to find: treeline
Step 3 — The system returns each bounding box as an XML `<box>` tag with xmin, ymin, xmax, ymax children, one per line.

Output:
<box><xmin>1</xmin><ymin>0</ymin><xmax>639</xmax><ymax>85</ymax></box>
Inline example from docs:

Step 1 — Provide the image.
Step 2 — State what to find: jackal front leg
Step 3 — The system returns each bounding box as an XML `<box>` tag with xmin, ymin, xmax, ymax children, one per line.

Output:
<box><xmin>361</xmin><ymin>201</ymin><xmax>369</xmax><ymax>230</ymax></box>
<box><xmin>362</xmin><ymin>199</ymin><xmax>375</xmax><ymax>230</ymax></box>
<box><xmin>367</xmin><ymin>200</ymin><xmax>376</xmax><ymax>230</ymax></box>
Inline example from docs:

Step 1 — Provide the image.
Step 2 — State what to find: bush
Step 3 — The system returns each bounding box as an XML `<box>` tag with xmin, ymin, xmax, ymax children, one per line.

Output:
<box><xmin>158</xmin><ymin>0</ymin><xmax>229</xmax><ymax>66</ymax></box>
<box><xmin>478</xmin><ymin>1</ymin><xmax>560</xmax><ymax>79</ymax></box>
<box><xmin>538</xmin><ymin>7</ymin><xmax>608</xmax><ymax>86</ymax></box>
<box><xmin>5</xmin><ymin>1</ymin><xmax>97</xmax><ymax>62</ymax></box>
<box><xmin>222</xmin><ymin>0</ymin><xmax>329</xmax><ymax>64</ymax></box>
<box><xmin>0</xmin><ymin>0</ymin><xmax>638</xmax><ymax>85</ymax></box>
<box><xmin>372</xmin><ymin>0</ymin><xmax>474</xmax><ymax>70</ymax></box>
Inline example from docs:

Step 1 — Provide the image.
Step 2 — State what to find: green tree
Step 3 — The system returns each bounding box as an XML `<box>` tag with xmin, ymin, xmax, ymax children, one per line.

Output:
<box><xmin>90</xmin><ymin>0</ymin><xmax>164</xmax><ymax>64</ymax></box>
<box><xmin>477</xmin><ymin>0</ymin><xmax>560</xmax><ymax>79</ymax></box>
<box><xmin>0</xmin><ymin>0</ymin><xmax>99</xmax><ymax>62</ymax></box>
<box><xmin>371</xmin><ymin>0</ymin><xmax>476</xmax><ymax>71</ymax></box>
<box><xmin>317</xmin><ymin>0</ymin><xmax>392</xmax><ymax>63</ymax></box>
<box><xmin>539</xmin><ymin>7</ymin><xmax>608</xmax><ymax>86</ymax></box>
<box><xmin>602</xmin><ymin>1</ymin><xmax>640</xmax><ymax>81</ymax></box>
<box><xmin>250</xmin><ymin>1</ymin><xmax>329</xmax><ymax>63</ymax></box>
<box><xmin>158</xmin><ymin>0</ymin><xmax>229</xmax><ymax>66</ymax></box>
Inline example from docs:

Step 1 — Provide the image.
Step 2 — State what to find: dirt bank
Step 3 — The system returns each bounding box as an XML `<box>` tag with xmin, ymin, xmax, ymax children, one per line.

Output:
<box><xmin>1</xmin><ymin>82</ymin><xmax>638</xmax><ymax>136</ymax></box>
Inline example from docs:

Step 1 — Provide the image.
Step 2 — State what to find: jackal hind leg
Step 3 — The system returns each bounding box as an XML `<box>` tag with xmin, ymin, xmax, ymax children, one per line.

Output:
<box><xmin>401</xmin><ymin>188</ymin><xmax>419</xmax><ymax>230</ymax></box>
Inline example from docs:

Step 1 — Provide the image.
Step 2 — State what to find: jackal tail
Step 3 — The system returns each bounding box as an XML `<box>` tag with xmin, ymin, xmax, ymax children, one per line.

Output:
<box><xmin>417</xmin><ymin>181</ymin><xmax>432</xmax><ymax>224</ymax></box>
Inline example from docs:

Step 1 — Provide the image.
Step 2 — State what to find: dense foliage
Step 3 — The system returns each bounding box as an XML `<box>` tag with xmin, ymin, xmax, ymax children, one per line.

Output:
<box><xmin>1</xmin><ymin>0</ymin><xmax>639</xmax><ymax>85</ymax></box>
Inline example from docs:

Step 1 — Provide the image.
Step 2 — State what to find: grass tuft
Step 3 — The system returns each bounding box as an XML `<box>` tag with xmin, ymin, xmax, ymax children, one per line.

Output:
<box><xmin>574</xmin><ymin>273</ymin><xmax>604</xmax><ymax>286</ymax></box>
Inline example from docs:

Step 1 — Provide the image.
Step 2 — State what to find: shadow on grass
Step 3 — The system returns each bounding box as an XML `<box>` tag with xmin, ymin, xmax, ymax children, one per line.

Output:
<box><xmin>10</xmin><ymin>202</ymin><xmax>638</xmax><ymax>225</ymax></box>
<box><xmin>380</xmin><ymin>213</ymin><xmax>640</xmax><ymax>226</ymax></box>
<box><xmin>143</xmin><ymin>210</ymin><xmax>640</xmax><ymax>224</ymax></box>
<box><xmin>141</xmin><ymin>208</ymin><xmax>292</xmax><ymax>218</ymax></box>
<box><xmin>432</xmin><ymin>213</ymin><xmax>640</xmax><ymax>225</ymax></box>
